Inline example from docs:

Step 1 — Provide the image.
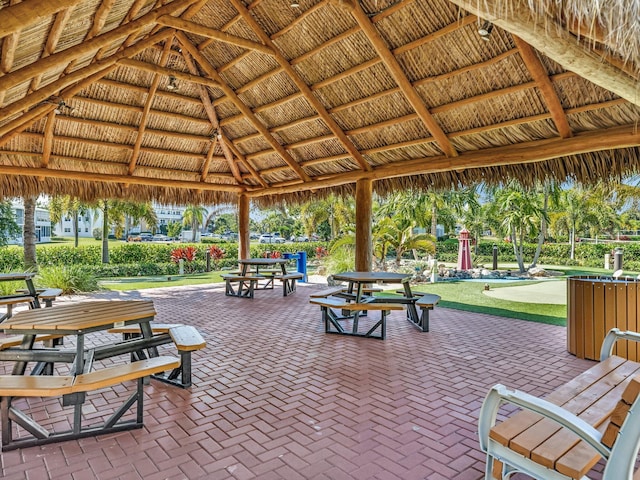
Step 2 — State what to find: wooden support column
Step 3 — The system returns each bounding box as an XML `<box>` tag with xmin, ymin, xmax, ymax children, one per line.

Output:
<box><xmin>238</xmin><ymin>193</ymin><xmax>250</xmax><ymax>260</ymax></box>
<box><xmin>355</xmin><ymin>178</ymin><xmax>373</xmax><ymax>272</ymax></box>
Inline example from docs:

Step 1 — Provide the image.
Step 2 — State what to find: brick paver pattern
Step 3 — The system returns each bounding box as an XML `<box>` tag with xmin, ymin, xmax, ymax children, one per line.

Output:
<box><xmin>0</xmin><ymin>283</ymin><xmax>595</xmax><ymax>479</ymax></box>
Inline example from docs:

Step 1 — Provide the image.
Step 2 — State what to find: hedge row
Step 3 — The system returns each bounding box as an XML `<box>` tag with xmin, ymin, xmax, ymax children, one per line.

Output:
<box><xmin>0</xmin><ymin>242</ymin><xmax>326</xmax><ymax>276</ymax></box>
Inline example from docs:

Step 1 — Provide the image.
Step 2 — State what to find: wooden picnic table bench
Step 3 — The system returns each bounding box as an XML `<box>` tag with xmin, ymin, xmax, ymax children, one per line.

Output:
<box><xmin>274</xmin><ymin>272</ymin><xmax>303</xmax><ymax>296</ymax></box>
<box><xmin>107</xmin><ymin>324</ymin><xmax>205</xmax><ymax>388</ymax></box>
<box><xmin>0</xmin><ymin>355</ymin><xmax>180</xmax><ymax>451</ymax></box>
<box><xmin>310</xmin><ymin>297</ymin><xmax>403</xmax><ymax>340</ymax></box>
<box><xmin>222</xmin><ymin>274</ymin><xmax>264</xmax><ymax>299</ymax></box>
<box><xmin>478</xmin><ymin>328</ymin><xmax>640</xmax><ymax>479</ymax></box>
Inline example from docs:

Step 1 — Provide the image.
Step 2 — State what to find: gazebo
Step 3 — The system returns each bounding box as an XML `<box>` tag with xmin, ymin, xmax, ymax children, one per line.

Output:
<box><xmin>1</xmin><ymin>0</ymin><xmax>639</xmax><ymax>271</ymax></box>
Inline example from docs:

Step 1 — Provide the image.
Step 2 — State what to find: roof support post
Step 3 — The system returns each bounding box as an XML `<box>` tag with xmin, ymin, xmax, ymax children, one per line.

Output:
<box><xmin>355</xmin><ymin>178</ymin><xmax>373</xmax><ymax>272</ymax></box>
<box><xmin>238</xmin><ymin>193</ymin><xmax>250</xmax><ymax>261</ymax></box>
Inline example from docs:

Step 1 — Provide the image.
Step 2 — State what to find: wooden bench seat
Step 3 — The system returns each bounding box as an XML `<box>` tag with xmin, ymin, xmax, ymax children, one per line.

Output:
<box><xmin>37</xmin><ymin>288</ymin><xmax>63</xmax><ymax>307</ymax></box>
<box><xmin>478</xmin><ymin>328</ymin><xmax>640</xmax><ymax>480</ymax></box>
<box><xmin>0</xmin><ymin>296</ymin><xmax>34</xmax><ymax>322</ymax></box>
<box><xmin>309</xmin><ymin>287</ymin><xmax>346</xmax><ymax>298</ymax></box>
<box><xmin>310</xmin><ymin>298</ymin><xmax>404</xmax><ymax>340</ymax></box>
<box><xmin>0</xmin><ymin>356</ymin><xmax>180</xmax><ymax>451</ymax></box>
<box><xmin>274</xmin><ymin>272</ymin><xmax>303</xmax><ymax>296</ymax></box>
<box><xmin>0</xmin><ymin>333</ymin><xmax>64</xmax><ymax>350</ymax></box>
<box><xmin>414</xmin><ymin>294</ymin><xmax>441</xmax><ymax>332</ymax></box>
<box><xmin>107</xmin><ymin>324</ymin><xmax>204</xmax><ymax>389</ymax></box>
<box><xmin>222</xmin><ymin>274</ymin><xmax>265</xmax><ymax>299</ymax></box>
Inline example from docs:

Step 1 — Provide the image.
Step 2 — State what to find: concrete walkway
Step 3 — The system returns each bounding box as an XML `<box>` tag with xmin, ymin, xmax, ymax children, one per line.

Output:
<box><xmin>482</xmin><ymin>279</ymin><xmax>567</xmax><ymax>305</ymax></box>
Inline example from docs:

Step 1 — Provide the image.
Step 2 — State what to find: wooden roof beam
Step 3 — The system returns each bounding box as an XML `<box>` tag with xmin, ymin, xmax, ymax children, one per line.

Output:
<box><xmin>0</xmin><ymin>0</ymin><xmax>81</xmax><ymax>39</ymax></box>
<box><xmin>27</xmin><ymin>8</ymin><xmax>73</xmax><ymax>93</ymax></box>
<box><xmin>346</xmin><ymin>0</ymin><xmax>457</xmax><ymax>157</ymax></box>
<box><xmin>180</xmin><ymin>44</ymin><xmax>246</xmax><ymax>185</ymax></box>
<box><xmin>447</xmin><ymin>0</ymin><xmax>640</xmax><ymax>107</ymax></box>
<box><xmin>127</xmin><ymin>38</ymin><xmax>173</xmax><ymax>176</ymax></box>
<box><xmin>40</xmin><ymin>112</ymin><xmax>56</xmax><ymax>169</ymax></box>
<box><xmin>176</xmin><ymin>31</ymin><xmax>312</xmax><ymax>182</ymax></box>
<box><xmin>228</xmin><ymin>0</ymin><xmax>372</xmax><ymax>172</ymax></box>
<box><xmin>1</xmin><ymin>0</ymin><xmax>20</xmax><ymax>74</ymax></box>
<box><xmin>118</xmin><ymin>58</ymin><xmax>220</xmax><ymax>89</ymax></box>
<box><xmin>513</xmin><ymin>36</ymin><xmax>572</xmax><ymax>139</ymax></box>
<box><xmin>0</xmin><ymin>165</ymin><xmax>243</xmax><ymax>192</ymax></box>
<box><xmin>157</xmin><ymin>16</ymin><xmax>275</xmax><ymax>55</ymax></box>
<box><xmin>248</xmin><ymin>124</ymin><xmax>640</xmax><ymax>197</ymax></box>
<box><xmin>0</xmin><ymin>0</ymin><xmax>200</xmax><ymax>93</ymax></box>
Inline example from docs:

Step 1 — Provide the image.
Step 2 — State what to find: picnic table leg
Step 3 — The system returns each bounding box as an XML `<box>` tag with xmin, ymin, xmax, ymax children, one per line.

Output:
<box><xmin>402</xmin><ymin>283</ymin><xmax>419</xmax><ymax>323</ymax></box>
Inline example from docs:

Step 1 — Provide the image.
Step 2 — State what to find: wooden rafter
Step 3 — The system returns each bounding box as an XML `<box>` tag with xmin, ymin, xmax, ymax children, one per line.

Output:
<box><xmin>247</xmin><ymin>124</ymin><xmax>640</xmax><ymax>197</ymax></box>
<box><xmin>157</xmin><ymin>16</ymin><xmax>275</xmax><ymax>55</ymax></box>
<box><xmin>229</xmin><ymin>0</ymin><xmax>372</xmax><ymax>172</ymax></box>
<box><xmin>447</xmin><ymin>0</ymin><xmax>640</xmax><ymax>107</ymax></box>
<box><xmin>226</xmin><ymin>141</ymin><xmax>269</xmax><ymax>189</ymax></box>
<box><xmin>28</xmin><ymin>8</ymin><xmax>73</xmax><ymax>94</ymax></box>
<box><xmin>18</xmin><ymin>131</ymin><xmax>213</xmax><ymax>161</ymax></box>
<box><xmin>40</xmin><ymin>111</ymin><xmax>56</xmax><ymax>168</ymax></box>
<box><xmin>346</xmin><ymin>0</ymin><xmax>457</xmax><ymax>157</ymax></box>
<box><xmin>0</xmin><ymin>0</ymin><xmax>81</xmax><ymax>39</ymax></box>
<box><xmin>179</xmin><ymin>44</ymin><xmax>245</xmax><ymax>185</ymax></box>
<box><xmin>0</xmin><ymin>29</ymin><xmax>174</xmax><ymax>123</ymax></box>
<box><xmin>176</xmin><ymin>32</ymin><xmax>312</xmax><ymax>183</ymax></box>
<box><xmin>0</xmin><ymin>165</ymin><xmax>244</xmax><ymax>192</ymax></box>
<box><xmin>118</xmin><ymin>58</ymin><xmax>219</xmax><ymax>88</ymax></box>
<box><xmin>0</xmin><ymin>0</ymin><xmax>199</xmax><ymax>94</ymax></box>
<box><xmin>513</xmin><ymin>36</ymin><xmax>572</xmax><ymax>139</ymax></box>
<box><xmin>1</xmin><ymin>0</ymin><xmax>20</xmax><ymax>74</ymax></box>
<box><xmin>127</xmin><ymin>38</ymin><xmax>174</xmax><ymax>176</ymax></box>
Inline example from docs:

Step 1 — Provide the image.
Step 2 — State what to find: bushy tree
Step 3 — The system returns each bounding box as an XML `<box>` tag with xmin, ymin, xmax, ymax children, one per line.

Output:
<box><xmin>0</xmin><ymin>201</ymin><xmax>20</xmax><ymax>247</ymax></box>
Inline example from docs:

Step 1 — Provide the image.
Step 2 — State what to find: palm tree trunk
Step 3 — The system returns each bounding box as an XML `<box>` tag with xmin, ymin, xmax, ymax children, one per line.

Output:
<box><xmin>23</xmin><ymin>196</ymin><xmax>37</xmax><ymax>271</ymax></box>
<box><xmin>570</xmin><ymin>226</ymin><xmax>576</xmax><ymax>260</ymax></box>
<box><xmin>73</xmin><ymin>210</ymin><xmax>79</xmax><ymax>248</ymax></box>
<box><xmin>431</xmin><ymin>204</ymin><xmax>438</xmax><ymax>237</ymax></box>
<box><xmin>101</xmin><ymin>201</ymin><xmax>109</xmax><ymax>263</ymax></box>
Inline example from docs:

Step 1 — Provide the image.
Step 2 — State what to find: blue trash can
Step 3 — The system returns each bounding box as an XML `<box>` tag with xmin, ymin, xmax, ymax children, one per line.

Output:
<box><xmin>296</xmin><ymin>251</ymin><xmax>307</xmax><ymax>282</ymax></box>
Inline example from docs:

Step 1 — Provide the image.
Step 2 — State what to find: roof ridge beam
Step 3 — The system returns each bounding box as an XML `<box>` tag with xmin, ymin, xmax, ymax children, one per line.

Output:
<box><xmin>344</xmin><ymin>0</ymin><xmax>457</xmax><ymax>157</ymax></box>
<box><xmin>157</xmin><ymin>16</ymin><xmax>275</xmax><ymax>55</ymax></box>
<box><xmin>228</xmin><ymin>0</ymin><xmax>372</xmax><ymax>172</ymax></box>
<box><xmin>176</xmin><ymin>31</ymin><xmax>312</xmax><ymax>182</ymax></box>
<box><xmin>512</xmin><ymin>36</ymin><xmax>572</xmax><ymax>139</ymax></box>
<box><xmin>447</xmin><ymin>0</ymin><xmax>640</xmax><ymax>107</ymax></box>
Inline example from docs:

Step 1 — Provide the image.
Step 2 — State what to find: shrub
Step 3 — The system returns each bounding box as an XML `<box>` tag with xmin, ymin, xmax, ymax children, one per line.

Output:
<box><xmin>207</xmin><ymin>245</ymin><xmax>225</xmax><ymax>271</ymax></box>
<box><xmin>92</xmin><ymin>228</ymin><xmax>102</xmax><ymax>240</ymax></box>
<box><xmin>37</xmin><ymin>265</ymin><xmax>100</xmax><ymax>294</ymax></box>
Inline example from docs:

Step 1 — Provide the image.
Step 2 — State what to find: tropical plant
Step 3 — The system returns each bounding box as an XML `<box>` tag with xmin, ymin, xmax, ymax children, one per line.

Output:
<box><xmin>0</xmin><ymin>200</ymin><xmax>20</xmax><ymax>247</ymax></box>
<box><xmin>48</xmin><ymin>195</ymin><xmax>92</xmax><ymax>247</ymax></box>
<box><xmin>170</xmin><ymin>246</ymin><xmax>198</xmax><ymax>263</ymax></box>
<box><xmin>182</xmin><ymin>205</ymin><xmax>208</xmax><ymax>241</ymax></box>
<box><xmin>207</xmin><ymin>245</ymin><xmax>225</xmax><ymax>271</ymax></box>
<box><xmin>36</xmin><ymin>265</ymin><xmax>100</xmax><ymax>294</ymax></box>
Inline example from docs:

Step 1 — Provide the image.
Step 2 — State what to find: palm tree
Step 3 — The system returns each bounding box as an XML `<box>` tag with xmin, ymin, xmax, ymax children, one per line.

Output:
<box><xmin>110</xmin><ymin>201</ymin><xmax>158</xmax><ymax>239</ymax></box>
<box><xmin>23</xmin><ymin>196</ymin><xmax>37</xmax><ymax>270</ymax></box>
<box><xmin>48</xmin><ymin>195</ymin><xmax>91</xmax><ymax>247</ymax></box>
<box><xmin>182</xmin><ymin>204</ymin><xmax>208</xmax><ymax>241</ymax></box>
<box><xmin>552</xmin><ymin>187</ymin><xmax>596</xmax><ymax>260</ymax></box>
<box><xmin>488</xmin><ymin>183</ymin><xmax>546</xmax><ymax>272</ymax></box>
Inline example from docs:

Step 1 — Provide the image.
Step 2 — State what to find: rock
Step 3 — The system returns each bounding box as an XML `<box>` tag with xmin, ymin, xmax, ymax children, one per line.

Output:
<box><xmin>528</xmin><ymin>267</ymin><xmax>547</xmax><ymax>277</ymax></box>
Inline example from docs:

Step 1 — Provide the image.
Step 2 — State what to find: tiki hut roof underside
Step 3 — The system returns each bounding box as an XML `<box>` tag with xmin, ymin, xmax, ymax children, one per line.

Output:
<box><xmin>1</xmin><ymin>0</ymin><xmax>639</xmax><ymax>205</ymax></box>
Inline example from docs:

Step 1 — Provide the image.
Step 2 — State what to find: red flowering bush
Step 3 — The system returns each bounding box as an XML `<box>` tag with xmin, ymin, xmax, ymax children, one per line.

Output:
<box><xmin>270</xmin><ymin>251</ymin><xmax>282</xmax><ymax>259</ymax></box>
<box><xmin>316</xmin><ymin>246</ymin><xmax>328</xmax><ymax>259</ymax></box>
<box><xmin>170</xmin><ymin>246</ymin><xmax>197</xmax><ymax>263</ymax></box>
<box><xmin>208</xmin><ymin>245</ymin><xmax>225</xmax><ymax>271</ymax></box>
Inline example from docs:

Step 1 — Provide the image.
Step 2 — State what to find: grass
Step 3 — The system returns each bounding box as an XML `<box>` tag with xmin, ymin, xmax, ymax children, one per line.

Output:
<box><xmin>99</xmin><ymin>271</ymin><xmax>224</xmax><ymax>290</ymax></box>
<box><xmin>91</xmin><ymin>262</ymin><xmax>640</xmax><ymax>326</ymax></box>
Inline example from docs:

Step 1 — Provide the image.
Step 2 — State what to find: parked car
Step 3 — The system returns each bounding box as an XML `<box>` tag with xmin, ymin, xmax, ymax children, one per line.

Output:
<box><xmin>259</xmin><ymin>234</ymin><xmax>285</xmax><ymax>244</ymax></box>
<box><xmin>152</xmin><ymin>234</ymin><xmax>169</xmax><ymax>242</ymax></box>
<box><xmin>290</xmin><ymin>235</ymin><xmax>309</xmax><ymax>242</ymax></box>
<box><xmin>139</xmin><ymin>233</ymin><xmax>153</xmax><ymax>242</ymax></box>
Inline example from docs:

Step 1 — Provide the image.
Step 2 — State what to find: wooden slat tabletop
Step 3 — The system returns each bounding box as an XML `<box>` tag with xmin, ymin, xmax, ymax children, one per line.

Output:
<box><xmin>2</xmin><ymin>300</ymin><xmax>156</xmax><ymax>332</ymax></box>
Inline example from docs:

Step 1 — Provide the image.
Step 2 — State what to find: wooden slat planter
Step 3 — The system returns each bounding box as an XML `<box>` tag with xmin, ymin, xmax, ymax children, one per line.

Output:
<box><xmin>567</xmin><ymin>276</ymin><xmax>640</xmax><ymax>361</ymax></box>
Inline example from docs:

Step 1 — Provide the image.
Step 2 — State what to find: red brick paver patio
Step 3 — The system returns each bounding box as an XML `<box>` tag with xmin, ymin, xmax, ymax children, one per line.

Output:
<box><xmin>0</xmin><ymin>282</ymin><xmax>594</xmax><ymax>479</ymax></box>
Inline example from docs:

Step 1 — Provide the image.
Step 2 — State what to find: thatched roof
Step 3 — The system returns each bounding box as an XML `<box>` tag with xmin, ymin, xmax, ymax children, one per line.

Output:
<box><xmin>1</xmin><ymin>0</ymin><xmax>639</xmax><ymax>205</ymax></box>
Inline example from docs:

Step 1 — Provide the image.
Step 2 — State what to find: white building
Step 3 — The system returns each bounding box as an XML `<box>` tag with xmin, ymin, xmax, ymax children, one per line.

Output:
<box><xmin>53</xmin><ymin>209</ymin><xmax>101</xmax><ymax>238</ymax></box>
<box><xmin>9</xmin><ymin>201</ymin><xmax>52</xmax><ymax>244</ymax></box>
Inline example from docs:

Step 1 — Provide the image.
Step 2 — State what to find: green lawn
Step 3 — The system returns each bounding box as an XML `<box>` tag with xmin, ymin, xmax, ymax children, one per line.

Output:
<box><xmin>99</xmin><ymin>271</ymin><xmax>224</xmax><ymax>290</ymax></box>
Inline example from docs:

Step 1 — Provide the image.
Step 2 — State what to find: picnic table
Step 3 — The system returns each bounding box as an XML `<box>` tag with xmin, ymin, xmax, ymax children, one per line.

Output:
<box><xmin>0</xmin><ymin>273</ymin><xmax>40</xmax><ymax>321</ymax></box>
<box><xmin>0</xmin><ymin>300</ymin><xmax>182</xmax><ymax>450</ymax></box>
<box><xmin>223</xmin><ymin>258</ymin><xmax>303</xmax><ymax>297</ymax></box>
